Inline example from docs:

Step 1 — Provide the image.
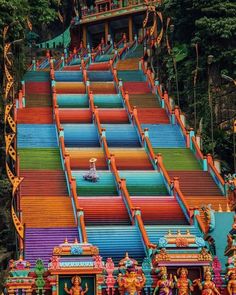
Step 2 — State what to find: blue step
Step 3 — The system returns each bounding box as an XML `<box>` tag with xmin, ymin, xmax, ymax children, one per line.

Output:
<box><xmin>55</xmin><ymin>71</ymin><xmax>83</xmax><ymax>82</ymax></box>
<box><xmin>88</xmin><ymin>71</ymin><xmax>113</xmax><ymax>81</ymax></box>
<box><xmin>95</xmin><ymin>55</ymin><xmax>112</xmax><ymax>62</ymax></box>
<box><xmin>63</xmin><ymin>124</ymin><xmax>100</xmax><ymax>147</ymax></box>
<box><xmin>17</xmin><ymin>124</ymin><xmax>58</xmax><ymax>148</ymax></box>
<box><xmin>141</xmin><ymin>124</ymin><xmax>186</xmax><ymax>148</ymax></box>
<box><xmin>118</xmin><ymin>70</ymin><xmax>146</xmax><ymax>82</ymax></box>
<box><xmin>93</xmin><ymin>94</ymin><xmax>123</xmax><ymax>108</ymax></box>
<box><xmin>103</xmin><ymin>124</ymin><xmax>141</xmax><ymax>147</ymax></box>
<box><xmin>69</xmin><ymin>58</ymin><xmax>81</xmax><ymax>65</ymax></box>
<box><xmin>86</xmin><ymin>225</ymin><xmax>146</xmax><ymax>263</ymax></box>
<box><xmin>72</xmin><ymin>171</ymin><xmax>118</xmax><ymax>196</ymax></box>
<box><xmin>57</xmin><ymin>94</ymin><xmax>88</xmax><ymax>108</ymax></box>
<box><xmin>119</xmin><ymin>171</ymin><xmax>169</xmax><ymax>196</ymax></box>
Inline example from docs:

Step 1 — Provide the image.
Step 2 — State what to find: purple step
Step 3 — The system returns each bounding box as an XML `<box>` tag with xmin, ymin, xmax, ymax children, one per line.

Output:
<box><xmin>25</xmin><ymin>227</ymin><xmax>78</xmax><ymax>267</ymax></box>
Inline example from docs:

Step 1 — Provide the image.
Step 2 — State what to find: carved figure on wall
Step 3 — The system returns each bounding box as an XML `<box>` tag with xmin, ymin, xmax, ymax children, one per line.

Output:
<box><xmin>154</xmin><ymin>267</ymin><xmax>174</xmax><ymax>295</ymax></box>
<box><xmin>174</xmin><ymin>268</ymin><xmax>193</xmax><ymax>295</ymax></box>
<box><xmin>64</xmin><ymin>275</ymin><xmax>88</xmax><ymax>295</ymax></box>
<box><xmin>194</xmin><ymin>270</ymin><xmax>220</xmax><ymax>295</ymax></box>
<box><xmin>117</xmin><ymin>265</ymin><xmax>146</xmax><ymax>295</ymax></box>
<box><xmin>227</xmin><ymin>271</ymin><xmax>236</xmax><ymax>295</ymax></box>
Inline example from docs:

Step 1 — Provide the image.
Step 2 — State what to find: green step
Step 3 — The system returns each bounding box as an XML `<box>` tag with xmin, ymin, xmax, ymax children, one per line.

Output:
<box><xmin>26</xmin><ymin>94</ymin><xmax>52</xmax><ymax>107</ymax></box>
<box><xmin>154</xmin><ymin>148</ymin><xmax>202</xmax><ymax>171</ymax></box>
<box><xmin>19</xmin><ymin>148</ymin><xmax>62</xmax><ymax>170</ymax></box>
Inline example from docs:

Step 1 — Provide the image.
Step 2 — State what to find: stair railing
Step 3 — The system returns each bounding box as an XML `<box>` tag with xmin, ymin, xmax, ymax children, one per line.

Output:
<box><xmin>92</xmin><ymin>103</ymin><xmax>157</xmax><ymax>253</ymax></box>
<box><xmin>51</xmin><ymin>67</ymin><xmax>88</xmax><ymax>243</ymax></box>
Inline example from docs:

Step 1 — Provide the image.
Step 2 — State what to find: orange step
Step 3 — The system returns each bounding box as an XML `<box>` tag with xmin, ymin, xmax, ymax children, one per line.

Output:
<box><xmin>137</xmin><ymin>108</ymin><xmax>169</xmax><ymax>124</ymax></box>
<box><xmin>21</xmin><ymin>196</ymin><xmax>76</xmax><ymax>227</ymax></box>
<box><xmin>56</xmin><ymin>82</ymin><xmax>86</xmax><ymax>94</ymax></box>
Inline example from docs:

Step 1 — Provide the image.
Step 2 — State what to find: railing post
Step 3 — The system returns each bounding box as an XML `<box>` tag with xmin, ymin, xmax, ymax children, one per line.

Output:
<box><xmin>189</xmin><ymin>128</ymin><xmax>195</xmax><ymax>149</ymax></box>
<box><xmin>203</xmin><ymin>156</ymin><xmax>208</xmax><ymax>171</ymax></box>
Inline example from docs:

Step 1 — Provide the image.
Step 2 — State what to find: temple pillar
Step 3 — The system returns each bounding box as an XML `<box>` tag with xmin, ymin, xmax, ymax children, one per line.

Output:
<box><xmin>82</xmin><ymin>25</ymin><xmax>87</xmax><ymax>47</ymax></box>
<box><xmin>105</xmin><ymin>22</ymin><xmax>109</xmax><ymax>43</ymax></box>
<box><xmin>128</xmin><ymin>16</ymin><xmax>133</xmax><ymax>42</ymax></box>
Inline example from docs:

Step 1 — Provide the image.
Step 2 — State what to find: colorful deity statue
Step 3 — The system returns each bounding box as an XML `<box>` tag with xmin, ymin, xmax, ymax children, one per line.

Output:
<box><xmin>64</xmin><ymin>275</ymin><xmax>88</xmax><ymax>295</ymax></box>
<box><xmin>174</xmin><ymin>268</ymin><xmax>193</xmax><ymax>295</ymax></box>
<box><xmin>194</xmin><ymin>269</ymin><xmax>220</xmax><ymax>295</ymax></box>
<box><xmin>227</xmin><ymin>271</ymin><xmax>236</xmax><ymax>295</ymax></box>
<box><xmin>154</xmin><ymin>267</ymin><xmax>174</xmax><ymax>295</ymax></box>
<box><xmin>117</xmin><ymin>266</ymin><xmax>146</xmax><ymax>295</ymax></box>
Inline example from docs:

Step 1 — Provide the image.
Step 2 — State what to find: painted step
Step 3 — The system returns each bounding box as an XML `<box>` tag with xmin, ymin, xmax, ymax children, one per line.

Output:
<box><xmin>103</xmin><ymin>124</ymin><xmax>141</xmax><ymax>147</ymax></box>
<box><xmin>93</xmin><ymin>94</ymin><xmax>123</xmax><ymax>108</ymax></box>
<box><xmin>23</xmin><ymin>71</ymin><xmax>50</xmax><ymax>82</ymax></box>
<box><xmin>63</xmin><ymin>124</ymin><xmax>100</xmax><ymax>147</ymax></box>
<box><xmin>59</xmin><ymin>109</ymin><xmax>129</xmax><ymax>124</ymax></box>
<box><xmin>90</xmin><ymin>82</ymin><xmax>117</xmax><ymax>94</ymax></box>
<box><xmin>87</xmin><ymin>71</ymin><xmax>113</xmax><ymax>81</ymax></box>
<box><xmin>20</xmin><ymin>170</ymin><xmax>68</xmax><ymax>196</ymax></box>
<box><xmin>137</xmin><ymin>108</ymin><xmax>169</xmax><ymax>124</ymax></box>
<box><xmin>72</xmin><ymin>171</ymin><xmax>118</xmax><ymax>196</ymax></box>
<box><xmin>21</xmin><ymin>196</ymin><xmax>76</xmax><ymax>227</ymax></box>
<box><xmin>57</xmin><ymin>94</ymin><xmax>89</xmax><ymax>108</ymax></box>
<box><xmin>18</xmin><ymin>148</ymin><xmax>62</xmax><ymax>170</ymax></box>
<box><xmin>55</xmin><ymin>71</ymin><xmax>83</xmax><ymax>82</ymax></box>
<box><xmin>25</xmin><ymin>82</ymin><xmax>51</xmax><ymax>94</ymax></box>
<box><xmin>141</xmin><ymin>124</ymin><xmax>186</xmax><ymax>148</ymax></box>
<box><xmin>25</xmin><ymin>227</ymin><xmax>78</xmax><ymax>266</ymax></box>
<box><xmin>116</xmin><ymin>58</ymin><xmax>140</xmax><ymax>71</ymax></box>
<box><xmin>86</xmin><ymin>226</ymin><xmax>145</xmax><ymax>263</ymax></box>
<box><xmin>109</xmin><ymin>148</ymin><xmax>153</xmax><ymax>170</ymax></box>
<box><xmin>123</xmin><ymin>82</ymin><xmax>150</xmax><ymax>94</ymax></box>
<box><xmin>154</xmin><ymin>148</ymin><xmax>202</xmax><ymax>171</ymax></box>
<box><xmin>63</xmin><ymin>65</ymin><xmax>81</xmax><ymax>71</ymax></box>
<box><xmin>131</xmin><ymin>196</ymin><xmax>187</xmax><ymax>225</ymax></box>
<box><xmin>17</xmin><ymin>124</ymin><xmax>58</xmax><ymax>148</ymax></box>
<box><xmin>67</xmin><ymin>148</ymin><xmax>107</xmax><ymax>170</ymax></box>
<box><xmin>56</xmin><ymin>82</ymin><xmax>86</xmax><ymax>94</ymax></box>
<box><xmin>119</xmin><ymin>171</ymin><xmax>169</xmax><ymax>196</ymax></box>
<box><xmin>168</xmin><ymin>171</ymin><xmax>223</xmax><ymax>196</ymax></box>
<box><xmin>17</xmin><ymin>107</ymin><xmax>53</xmax><ymax>124</ymax></box>
<box><xmin>79</xmin><ymin>196</ymin><xmax>130</xmax><ymax>225</ymax></box>
<box><xmin>129</xmin><ymin>94</ymin><xmax>160</xmax><ymax>108</ymax></box>
<box><xmin>25</xmin><ymin>94</ymin><xmax>52</xmax><ymax>107</ymax></box>
<box><xmin>118</xmin><ymin>70</ymin><xmax>146</xmax><ymax>82</ymax></box>
<box><xmin>88</xmin><ymin>62</ymin><xmax>110</xmax><ymax>71</ymax></box>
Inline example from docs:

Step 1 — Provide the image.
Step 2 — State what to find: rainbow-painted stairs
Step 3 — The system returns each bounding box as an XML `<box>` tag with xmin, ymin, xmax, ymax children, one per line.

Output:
<box><xmin>17</xmin><ymin>73</ymin><xmax>78</xmax><ymax>266</ymax></box>
<box><xmin>16</xmin><ymin>38</ymin><xmax>230</xmax><ymax>269</ymax></box>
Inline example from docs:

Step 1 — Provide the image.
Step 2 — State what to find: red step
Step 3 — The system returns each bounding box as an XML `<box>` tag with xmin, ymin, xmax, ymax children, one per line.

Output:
<box><xmin>88</xmin><ymin>63</ymin><xmax>110</xmax><ymax>71</ymax></box>
<box><xmin>123</xmin><ymin>82</ymin><xmax>150</xmax><ymax>94</ymax></box>
<box><xmin>131</xmin><ymin>197</ymin><xmax>187</xmax><ymax>224</ymax></box>
<box><xmin>168</xmin><ymin>171</ymin><xmax>223</xmax><ymax>196</ymax></box>
<box><xmin>20</xmin><ymin>170</ymin><xmax>68</xmax><ymax>196</ymax></box>
<box><xmin>137</xmin><ymin>108</ymin><xmax>169</xmax><ymax>124</ymax></box>
<box><xmin>79</xmin><ymin>197</ymin><xmax>130</xmax><ymax>225</ymax></box>
<box><xmin>63</xmin><ymin>65</ymin><xmax>81</xmax><ymax>71</ymax></box>
<box><xmin>17</xmin><ymin>107</ymin><xmax>53</xmax><ymax>124</ymax></box>
<box><xmin>59</xmin><ymin>109</ymin><xmax>129</xmax><ymax>124</ymax></box>
<box><xmin>26</xmin><ymin>82</ymin><xmax>51</xmax><ymax>94</ymax></box>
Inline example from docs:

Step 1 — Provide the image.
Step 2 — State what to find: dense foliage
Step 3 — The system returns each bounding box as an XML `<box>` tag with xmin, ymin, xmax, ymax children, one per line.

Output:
<box><xmin>159</xmin><ymin>0</ymin><xmax>236</xmax><ymax>172</ymax></box>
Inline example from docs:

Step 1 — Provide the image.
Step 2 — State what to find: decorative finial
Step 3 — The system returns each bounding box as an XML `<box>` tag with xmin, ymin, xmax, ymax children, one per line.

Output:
<box><xmin>218</xmin><ymin>204</ymin><xmax>222</xmax><ymax>212</ymax></box>
<box><xmin>64</xmin><ymin>238</ymin><xmax>68</xmax><ymax>243</ymax></box>
<box><xmin>226</xmin><ymin>203</ymin><xmax>231</xmax><ymax>212</ymax></box>
<box><xmin>168</xmin><ymin>230</ymin><xmax>172</xmax><ymax>236</ymax></box>
<box><xmin>186</xmin><ymin>229</ymin><xmax>190</xmax><ymax>235</ymax></box>
<box><xmin>177</xmin><ymin>230</ymin><xmax>181</xmax><ymax>235</ymax></box>
<box><xmin>74</xmin><ymin>238</ymin><xmax>78</xmax><ymax>244</ymax></box>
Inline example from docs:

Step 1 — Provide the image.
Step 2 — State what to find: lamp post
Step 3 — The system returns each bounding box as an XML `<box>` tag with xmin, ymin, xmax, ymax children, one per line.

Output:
<box><xmin>170</xmin><ymin>24</ymin><xmax>180</xmax><ymax>107</ymax></box>
<box><xmin>207</xmin><ymin>54</ymin><xmax>214</xmax><ymax>156</ymax></box>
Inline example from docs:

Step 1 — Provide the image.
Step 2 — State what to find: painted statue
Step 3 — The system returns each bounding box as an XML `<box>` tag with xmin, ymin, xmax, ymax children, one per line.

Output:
<box><xmin>117</xmin><ymin>266</ymin><xmax>146</xmax><ymax>295</ymax></box>
<box><xmin>154</xmin><ymin>267</ymin><xmax>174</xmax><ymax>295</ymax></box>
<box><xmin>174</xmin><ymin>268</ymin><xmax>193</xmax><ymax>295</ymax></box>
<box><xmin>227</xmin><ymin>271</ymin><xmax>236</xmax><ymax>295</ymax></box>
<box><xmin>64</xmin><ymin>275</ymin><xmax>88</xmax><ymax>295</ymax></box>
<box><xmin>194</xmin><ymin>270</ymin><xmax>220</xmax><ymax>295</ymax></box>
